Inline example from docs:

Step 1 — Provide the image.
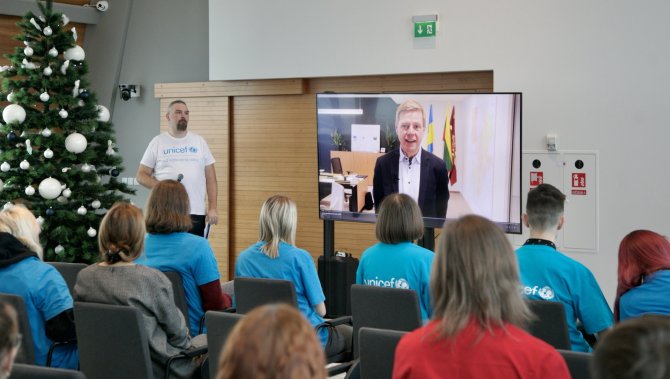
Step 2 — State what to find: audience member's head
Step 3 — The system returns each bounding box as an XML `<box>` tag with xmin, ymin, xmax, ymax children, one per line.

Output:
<box><xmin>431</xmin><ymin>214</ymin><xmax>531</xmax><ymax>336</ymax></box>
<box><xmin>376</xmin><ymin>193</ymin><xmax>424</xmax><ymax>244</ymax></box>
<box><xmin>145</xmin><ymin>179</ymin><xmax>192</xmax><ymax>234</ymax></box>
<box><xmin>258</xmin><ymin>195</ymin><xmax>297</xmax><ymax>259</ymax></box>
<box><xmin>615</xmin><ymin>230</ymin><xmax>670</xmax><ymax>320</ymax></box>
<box><xmin>524</xmin><ymin>183</ymin><xmax>566</xmax><ymax>232</ymax></box>
<box><xmin>0</xmin><ymin>204</ymin><xmax>43</xmax><ymax>259</ymax></box>
<box><xmin>98</xmin><ymin>202</ymin><xmax>145</xmax><ymax>264</ymax></box>
<box><xmin>592</xmin><ymin>315</ymin><xmax>670</xmax><ymax>379</ymax></box>
<box><xmin>0</xmin><ymin>302</ymin><xmax>19</xmax><ymax>379</ymax></box>
<box><xmin>216</xmin><ymin>303</ymin><xmax>326</xmax><ymax>379</ymax></box>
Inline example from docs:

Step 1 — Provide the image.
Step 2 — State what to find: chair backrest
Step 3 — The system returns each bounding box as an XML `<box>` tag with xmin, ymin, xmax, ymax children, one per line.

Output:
<box><xmin>331</xmin><ymin>157</ymin><xmax>344</xmax><ymax>174</ymax></box>
<box><xmin>10</xmin><ymin>363</ymin><xmax>87</xmax><ymax>379</ymax></box>
<box><xmin>358</xmin><ymin>327</ymin><xmax>406</xmax><ymax>379</ymax></box>
<box><xmin>74</xmin><ymin>302</ymin><xmax>153</xmax><ymax>379</ymax></box>
<box><xmin>161</xmin><ymin>271</ymin><xmax>190</xmax><ymax>326</ymax></box>
<box><xmin>47</xmin><ymin>262</ymin><xmax>87</xmax><ymax>295</ymax></box>
<box><xmin>527</xmin><ymin>300</ymin><xmax>572</xmax><ymax>350</ymax></box>
<box><xmin>205</xmin><ymin>311</ymin><xmax>244</xmax><ymax>378</ymax></box>
<box><xmin>350</xmin><ymin>285</ymin><xmax>421</xmax><ymax>358</ymax></box>
<box><xmin>0</xmin><ymin>293</ymin><xmax>35</xmax><ymax>364</ymax></box>
<box><xmin>558</xmin><ymin>349</ymin><xmax>592</xmax><ymax>379</ymax></box>
<box><xmin>234</xmin><ymin>277</ymin><xmax>297</xmax><ymax>314</ymax></box>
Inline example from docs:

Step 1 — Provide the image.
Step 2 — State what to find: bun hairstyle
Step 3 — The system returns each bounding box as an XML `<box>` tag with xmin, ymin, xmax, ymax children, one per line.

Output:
<box><xmin>98</xmin><ymin>203</ymin><xmax>145</xmax><ymax>264</ymax></box>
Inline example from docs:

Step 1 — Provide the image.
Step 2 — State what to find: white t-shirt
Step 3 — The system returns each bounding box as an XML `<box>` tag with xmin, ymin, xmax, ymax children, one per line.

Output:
<box><xmin>398</xmin><ymin>148</ymin><xmax>421</xmax><ymax>204</ymax></box>
<box><xmin>140</xmin><ymin>132</ymin><xmax>214</xmax><ymax>215</ymax></box>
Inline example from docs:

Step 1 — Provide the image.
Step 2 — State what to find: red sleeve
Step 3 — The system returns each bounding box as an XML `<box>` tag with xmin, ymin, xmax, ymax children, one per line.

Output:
<box><xmin>198</xmin><ymin>279</ymin><xmax>232</xmax><ymax>310</ymax></box>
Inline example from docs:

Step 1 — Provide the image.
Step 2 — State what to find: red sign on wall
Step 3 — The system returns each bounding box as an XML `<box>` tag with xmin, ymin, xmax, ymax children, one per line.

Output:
<box><xmin>571</xmin><ymin>173</ymin><xmax>587</xmax><ymax>195</ymax></box>
<box><xmin>530</xmin><ymin>172</ymin><xmax>543</xmax><ymax>187</ymax></box>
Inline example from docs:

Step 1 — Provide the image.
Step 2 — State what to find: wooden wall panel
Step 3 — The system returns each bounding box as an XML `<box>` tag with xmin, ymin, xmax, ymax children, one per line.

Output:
<box><xmin>159</xmin><ymin>97</ymin><xmax>231</xmax><ymax>279</ymax></box>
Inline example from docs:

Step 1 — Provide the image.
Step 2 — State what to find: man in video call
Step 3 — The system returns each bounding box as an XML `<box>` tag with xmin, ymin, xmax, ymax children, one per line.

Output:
<box><xmin>373</xmin><ymin>99</ymin><xmax>450</xmax><ymax>222</ymax></box>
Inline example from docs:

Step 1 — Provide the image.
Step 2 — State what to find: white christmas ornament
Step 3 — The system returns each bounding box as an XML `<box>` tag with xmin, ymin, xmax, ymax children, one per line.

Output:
<box><xmin>41</xmin><ymin>128</ymin><xmax>52</xmax><ymax>137</ymax></box>
<box><xmin>25</xmin><ymin>139</ymin><xmax>32</xmax><ymax>155</ymax></box>
<box><xmin>43</xmin><ymin>66</ymin><xmax>52</xmax><ymax>76</ymax></box>
<box><xmin>106</xmin><ymin>140</ymin><xmax>116</xmax><ymax>155</ymax></box>
<box><xmin>2</xmin><ymin>104</ymin><xmax>26</xmax><ymax>124</ymax></box>
<box><xmin>62</xmin><ymin>188</ymin><xmax>72</xmax><ymax>198</ymax></box>
<box><xmin>64</xmin><ymin>46</ymin><xmax>85</xmax><ymax>61</ymax></box>
<box><xmin>97</xmin><ymin>105</ymin><xmax>110</xmax><ymax>122</ymax></box>
<box><xmin>43</xmin><ymin>148</ymin><xmax>53</xmax><ymax>159</ymax></box>
<box><xmin>59</xmin><ymin>109</ymin><xmax>68</xmax><ymax>119</ymax></box>
<box><xmin>91</xmin><ymin>200</ymin><xmax>101</xmax><ymax>209</ymax></box>
<box><xmin>71</xmin><ymin>27</ymin><xmax>78</xmax><ymax>42</ymax></box>
<box><xmin>78</xmin><ymin>100</ymin><xmax>84</xmax><ymax>107</ymax></box>
<box><xmin>55</xmin><ymin>245</ymin><xmax>64</xmax><ymax>255</ymax></box>
<box><xmin>62</xmin><ymin>167</ymin><xmax>71</xmax><ymax>173</ymax></box>
<box><xmin>40</xmin><ymin>92</ymin><xmax>49</xmax><ymax>102</ymax></box>
<box><xmin>60</xmin><ymin>60</ymin><xmax>70</xmax><ymax>75</ymax></box>
<box><xmin>36</xmin><ymin>216</ymin><xmax>44</xmax><ymax>226</ymax></box>
<box><xmin>62</xmin><ymin>14</ymin><xmax>70</xmax><ymax>26</ymax></box>
<box><xmin>43</xmin><ymin>26</ymin><xmax>52</xmax><ymax>36</ymax></box>
<box><xmin>24</xmin><ymin>46</ymin><xmax>33</xmax><ymax>57</ymax></box>
<box><xmin>65</xmin><ymin>133</ymin><xmax>87</xmax><ymax>153</ymax></box>
<box><xmin>87</xmin><ymin>227</ymin><xmax>97</xmax><ymax>237</ymax></box>
<box><xmin>24</xmin><ymin>186</ymin><xmax>35</xmax><ymax>196</ymax></box>
<box><xmin>81</xmin><ymin>163</ymin><xmax>92</xmax><ymax>173</ymax></box>
<box><xmin>29</xmin><ymin>18</ymin><xmax>41</xmax><ymax>31</ymax></box>
<box><xmin>48</xmin><ymin>47</ymin><xmax>58</xmax><ymax>57</ymax></box>
<box><xmin>0</xmin><ymin>162</ymin><xmax>10</xmax><ymax>172</ymax></box>
<box><xmin>72</xmin><ymin>80</ymin><xmax>80</xmax><ymax>98</ymax></box>
<box><xmin>6</xmin><ymin>92</ymin><xmax>14</xmax><ymax>102</ymax></box>
<box><xmin>19</xmin><ymin>160</ymin><xmax>29</xmax><ymax>170</ymax></box>
<box><xmin>56</xmin><ymin>196</ymin><xmax>67</xmax><ymax>204</ymax></box>
<box><xmin>38</xmin><ymin>177</ymin><xmax>62</xmax><ymax>199</ymax></box>
<box><xmin>77</xmin><ymin>206</ymin><xmax>87</xmax><ymax>215</ymax></box>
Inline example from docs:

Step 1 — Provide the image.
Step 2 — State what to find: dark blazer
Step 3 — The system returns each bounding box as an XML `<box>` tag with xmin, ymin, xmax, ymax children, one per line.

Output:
<box><xmin>373</xmin><ymin>148</ymin><xmax>449</xmax><ymax>219</ymax></box>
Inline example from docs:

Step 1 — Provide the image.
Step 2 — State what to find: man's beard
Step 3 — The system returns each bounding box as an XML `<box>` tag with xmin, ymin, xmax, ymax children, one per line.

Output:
<box><xmin>176</xmin><ymin>120</ymin><xmax>188</xmax><ymax>131</ymax></box>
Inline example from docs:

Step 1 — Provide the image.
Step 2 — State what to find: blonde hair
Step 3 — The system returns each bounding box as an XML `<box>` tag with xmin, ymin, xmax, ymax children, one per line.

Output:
<box><xmin>98</xmin><ymin>203</ymin><xmax>145</xmax><ymax>264</ymax></box>
<box><xmin>376</xmin><ymin>193</ymin><xmax>424</xmax><ymax>244</ymax></box>
<box><xmin>395</xmin><ymin>99</ymin><xmax>426</xmax><ymax>128</ymax></box>
<box><xmin>216</xmin><ymin>304</ymin><xmax>326</xmax><ymax>379</ymax></box>
<box><xmin>431</xmin><ymin>214</ymin><xmax>531</xmax><ymax>337</ymax></box>
<box><xmin>145</xmin><ymin>180</ymin><xmax>192</xmax><ymax>234</ymax></box>
<box><xmin>0</xmin><ymin>204</ymin><xmax>43</xmax><ymax>259</ymax></box>
<box><xmin>258</xmin><ymin>195</ymin><xmax>297</xmax><ymax>259</ymax></box>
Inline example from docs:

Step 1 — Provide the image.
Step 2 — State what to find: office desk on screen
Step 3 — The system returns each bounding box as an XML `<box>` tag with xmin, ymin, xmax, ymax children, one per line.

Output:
<box><xmin>320</xmin><ymin>174</ymin><xmax>369</xmax><ymax>212</ymax></box>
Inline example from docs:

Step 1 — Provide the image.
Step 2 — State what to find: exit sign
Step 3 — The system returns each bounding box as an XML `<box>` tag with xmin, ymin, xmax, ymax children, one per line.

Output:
<box><xmin>414</xmin><ymin>21</ymin><xmax>436</xmax><ymax>38</ymax></box>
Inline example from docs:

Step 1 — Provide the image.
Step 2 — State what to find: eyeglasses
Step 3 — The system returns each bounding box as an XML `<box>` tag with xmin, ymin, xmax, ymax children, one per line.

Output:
<box><xmin>11</xmin><ymin>333</ymin><xmax>21</xmax><ymax>349</ymax></box>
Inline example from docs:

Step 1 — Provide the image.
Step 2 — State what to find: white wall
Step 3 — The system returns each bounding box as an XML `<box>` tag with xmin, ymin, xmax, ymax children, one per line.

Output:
<box><xmin>209</xmin><ymin>0</ymin><xmax>670</xmax><ymax>304</ymax></box>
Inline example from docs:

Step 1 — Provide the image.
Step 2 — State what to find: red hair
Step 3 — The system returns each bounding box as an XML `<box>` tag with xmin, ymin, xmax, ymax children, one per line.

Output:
<box><xmin>615</xmin><ymin>230</ymin><xmax>670</xmax><ymax>320</ymax></box>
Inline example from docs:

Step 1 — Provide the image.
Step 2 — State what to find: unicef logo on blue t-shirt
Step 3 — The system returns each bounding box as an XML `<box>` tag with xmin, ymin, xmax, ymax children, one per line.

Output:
<box><xmin>538</xmin><ymin>286</ymin><xmax>555</xmax><ymax>300</ymax></box>
<box><xmin>395</xmin><ymin>278</ymin><xmax>410</xmax><ymax>289</ymax></box>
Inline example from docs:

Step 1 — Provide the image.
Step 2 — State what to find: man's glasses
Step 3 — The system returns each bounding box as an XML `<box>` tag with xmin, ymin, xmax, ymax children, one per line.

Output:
<box><xmin>11</xmin><ymin>333</ymin><xmax>22</xmax><ymax>349</ymax></box>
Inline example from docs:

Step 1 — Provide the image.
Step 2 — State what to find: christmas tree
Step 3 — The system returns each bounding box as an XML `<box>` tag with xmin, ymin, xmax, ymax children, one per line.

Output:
<box><xmin>0</xmin><ymin>0</ymin><xmax>134</xmax><ymax>263</ymax></box>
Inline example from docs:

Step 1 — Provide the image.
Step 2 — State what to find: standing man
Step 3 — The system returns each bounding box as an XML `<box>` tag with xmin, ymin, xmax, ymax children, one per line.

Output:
<box><xmin>373</xmin><ymin>99</ymin><xmax>449</xmax><ymax>220</ymax></box>
<box><xmin>137</xmin><ymin>100</ymin><xmax>218</xmax><ymax>236</ymax></box>
<box><xmin>516</xmin><ymin>183</ymin><xmax>612</xmax><ymax>351</ymax></box>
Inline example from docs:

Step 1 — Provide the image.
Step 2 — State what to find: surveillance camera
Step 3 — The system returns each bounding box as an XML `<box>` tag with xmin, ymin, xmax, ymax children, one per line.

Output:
<box><xmin>95</xmin><ymin>1</ymin><xmax>109</xmax><ymax>12</ymax></box>
<box><xmin>118</xmin><ymin>84</ymin><xmax>140</xmax><ymax>101</ymax></box>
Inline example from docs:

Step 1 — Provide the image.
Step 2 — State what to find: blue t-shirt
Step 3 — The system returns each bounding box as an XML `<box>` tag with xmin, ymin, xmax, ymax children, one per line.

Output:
<box><xmin>619</xmin><ymin>269</ymin><xmax>670</xmax><ymax>321</ymax></box>
<box><xmin>136</xmin><ymin>232</ymin><xmax>221</xmax><ymax>336</ymax></box>
<box><xmin>356</xmin><ymin>241</ymin><xmax>434</xmax><ymax>321</ymax></box>
<box><xmin>0</xmin><ymin>257</ymin><xmax>78</xmax><ymax>368</ymax></box>
<box><xmin>516</xmin><ymin>244</ymin><xmax>613</xmax><ymax>352</ymax></box>
<box><xmin>234</xmin><ymin>241</ymin><xmax>328</xmax><ymax>346</ymax></box>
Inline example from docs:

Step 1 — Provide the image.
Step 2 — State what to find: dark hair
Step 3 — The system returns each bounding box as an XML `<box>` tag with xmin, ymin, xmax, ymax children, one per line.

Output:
<box><xmin>592</xmin><ymin>315</ymin><xmax>670</xmax><ymax>379</ymax></box>
<box><xmin>145</xmin><ymin>180</ymin><xmax>192</xmax><ymax>234</ymax></box>
<box><xmin>525</xmin><ymin>183</ymin><xmax>565</xmax><ymax>231</ymax></box>
<box><xmin>98</xmin><ymin>202</ymin><xmax>145</xmax><ymax>263</ymax></box>
<box><xmin>375</xmin><ymin>193</ymin><xmax>424</xmax><ymax>244</ymax></box>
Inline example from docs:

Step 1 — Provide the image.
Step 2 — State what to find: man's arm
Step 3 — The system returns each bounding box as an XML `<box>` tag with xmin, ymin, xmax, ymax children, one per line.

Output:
<box><xmin>136</xmin><ymin>164</ymin><xmax>158</xmax><ymax>189</ymax></box>
<box><xmin>205</xmin><ymin>164</ymin><xmax>218</xmax><ymax>224</ymax></box>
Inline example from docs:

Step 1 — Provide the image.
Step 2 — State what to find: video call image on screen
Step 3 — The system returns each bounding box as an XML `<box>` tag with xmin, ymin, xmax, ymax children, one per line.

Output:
<box><xmin>316</xmin><ymin>93</ymin><xmax>522</xmax><ymax>233</ymax></box>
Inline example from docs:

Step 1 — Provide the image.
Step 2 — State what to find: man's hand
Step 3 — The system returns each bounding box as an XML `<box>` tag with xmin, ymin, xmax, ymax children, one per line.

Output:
<box><xmin>206</xmin><ymin>208</ymin><xmax>219</xmax><ymax>225</ymax></box>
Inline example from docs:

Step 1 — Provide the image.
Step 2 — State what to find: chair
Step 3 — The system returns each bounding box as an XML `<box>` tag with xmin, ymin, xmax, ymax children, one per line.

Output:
<box><xmin>558</xmin><ymin>349</ymin><xmax>592</xmax><ymax>379</ymax></box>
<box><xmin>205</xmin><ymin>311</ymin><xmax>244</xmax><ymax>379</ymax></box>
<box><xmin>358</xmin><ymin>327</ymin><xmax>406</xmax><ymax>379</ymax></box>
<box><xmin>161</xmin><ymin>271</ymin><xmax>191</xmax><ymax>322</ymax></box>
<box><xmin>331</xmin><ymin>157</ymin><xmax>344</xmax><ymax>174</ymax></box>
<box><xmin>10</xmin><ymin>363</ymin><xmax>86</xmax><ymax>379</ymax></box>
<box><xmin>47</xmin><ymin>262</ymin><xmax>87</xmax><ymax>295</ymax></box>
<box><xmin>0</xmin><ymin>293</ymin><xmax>34</xmax><ymax>364</ymax></box>
<box><xmin>233</xmin><ymin>277</ymin><xmax>297</xmax><ymax>314</ymax></box>
<box><xmin>350</xmin><ymin>285</ymin><xmax>422</xmax><ymax>358</ymax></box>
<box><xmin>74</xmin><ymin>301</ymin><xmax>206</xmax><ymax>379</ymax></box>
<box><xmin>527</xmin><ymin>300</ymin><xmax>571</xmax><ymax>350</ymax></box>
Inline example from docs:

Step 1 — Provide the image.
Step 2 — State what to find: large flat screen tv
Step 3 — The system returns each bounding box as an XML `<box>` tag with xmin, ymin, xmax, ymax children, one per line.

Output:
<box><xmin>316</xmin><ymin>93</ymin><xmax>521</xmax><ymax>233</ymax></box>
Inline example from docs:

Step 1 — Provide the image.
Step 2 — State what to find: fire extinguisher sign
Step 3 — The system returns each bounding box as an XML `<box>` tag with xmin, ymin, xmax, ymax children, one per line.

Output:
<box><xmin>530</xmin><ymin>172</ymin><xmax>543</xmax><ymax>187</ymax></box>
<box><xmin>571</xmin><ymin>173</ymin><xmax>586</xmax><ymax>195</ymax></box>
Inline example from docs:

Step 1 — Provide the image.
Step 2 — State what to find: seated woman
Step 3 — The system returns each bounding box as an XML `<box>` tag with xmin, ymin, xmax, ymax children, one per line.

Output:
<box><xmin>74</xmin><ymin>202</ymin><xmax>205</xmax><ymax>379</ymax></box>
<box><xmin>235</xmin><ymin>195</ymin><xmax>351</xmax><ymax>358</ymax></box>
<box><xmin>392</xmin><ymin>215</ymin><xmax>570</xmax><ymax>379</ymax></box>
<box><xmin>136</xmin><ymin>180</ymin><xmax>231</xmax><ymax>336</ymax></box>
<box><xmin>216</xmin><ymin>303</ymin><xmax>327</xmax><ymax>379</ymax></box>
<box><xmin>615</xmin><ymin>230</ymin><xmax>670</xmax><ymax>321</ymax></box>
<box><xmin>356</xmin><ymin>193</ymin><xmax>433</xmax><ymax>321</ymax></box>
<box><xmin>0</xmin><ymin>302</ymin><xmax>20</xmax><ymax>379</ymax></box>
<box><xmin>0</xmin><ymin>205</ymin><xmax>78</xmax><ymax>369</ymax></box>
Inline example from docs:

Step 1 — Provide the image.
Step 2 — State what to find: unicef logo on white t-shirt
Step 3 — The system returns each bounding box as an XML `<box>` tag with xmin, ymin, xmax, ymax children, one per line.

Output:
<box><xmin>395</xmin><ymin>278</ymin><xmax>410</xmax><ymax>289</ymax></box>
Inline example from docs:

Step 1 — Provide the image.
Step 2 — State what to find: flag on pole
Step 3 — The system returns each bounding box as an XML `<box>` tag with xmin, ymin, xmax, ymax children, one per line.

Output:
<box><xmin>443</xmin><ymin>106</ymin><xmax>457</xmax><ymax>185</ymax></box>
<box><xmin>425</xmin><ymin>105</ymin><xmax>434</xmax><ymax>153</ymax></box>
